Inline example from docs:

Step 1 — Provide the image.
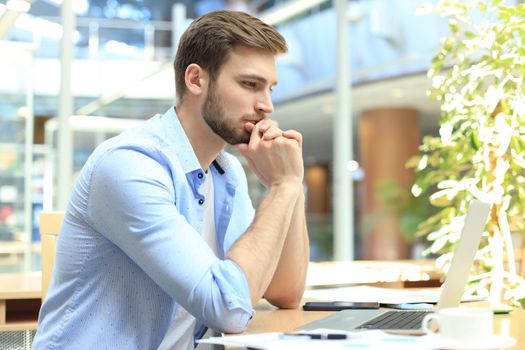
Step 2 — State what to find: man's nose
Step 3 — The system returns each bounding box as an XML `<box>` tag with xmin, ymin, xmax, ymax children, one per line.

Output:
<box><xmin>255</xmin><ymin>92</ymin><xmax>274</xmax><ymax>114</ymax></box>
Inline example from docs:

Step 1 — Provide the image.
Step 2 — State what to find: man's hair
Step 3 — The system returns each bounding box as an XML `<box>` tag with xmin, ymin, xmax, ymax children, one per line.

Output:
<box><xmin>174</xmin><ymin>10</ymin><xmax>287</xmax><ymax>102</ymax></box>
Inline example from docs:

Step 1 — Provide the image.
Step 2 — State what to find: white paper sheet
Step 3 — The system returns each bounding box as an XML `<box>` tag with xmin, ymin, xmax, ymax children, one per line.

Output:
<box><xmin>197</xmin><ymin>328</ymin><xmax>443</xmax><ymax>350</ymax></box>
<box><xmin>303</xmin><ymin>285</ymin><xmax>485</xmax><ymax>305</ymax></box>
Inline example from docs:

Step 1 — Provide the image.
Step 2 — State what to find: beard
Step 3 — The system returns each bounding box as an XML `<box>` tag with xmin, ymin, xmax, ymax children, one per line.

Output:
<box><xmin>202</xmin><ymin>83</ymin><xmax>251</xmax><ymax>145</ymax></box>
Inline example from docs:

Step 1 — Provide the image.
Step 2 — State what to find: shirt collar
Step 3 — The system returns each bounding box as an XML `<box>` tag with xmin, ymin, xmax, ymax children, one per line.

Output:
<box><xmin>159</xmin><ymin>106</ymin><xmax>237</xmax><ymax>183</ymax></box>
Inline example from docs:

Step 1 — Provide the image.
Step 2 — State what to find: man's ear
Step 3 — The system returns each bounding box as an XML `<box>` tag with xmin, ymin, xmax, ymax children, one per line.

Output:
<box><xmin>184</xmin><ymin>64</ymin><xmax>208</xmax><ymax>96</ymax></box>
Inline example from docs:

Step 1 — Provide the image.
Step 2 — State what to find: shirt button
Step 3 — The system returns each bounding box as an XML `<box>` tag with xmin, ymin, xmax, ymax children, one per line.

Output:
<box><xmin>197</xmin><ymin>172</ymin><xmax>203</xmax><ymax>179</ymax></box>
<box><xmin>198</xmin><ymin>199</ymin><xmax>204</xmax><ymax>205</ymax></box>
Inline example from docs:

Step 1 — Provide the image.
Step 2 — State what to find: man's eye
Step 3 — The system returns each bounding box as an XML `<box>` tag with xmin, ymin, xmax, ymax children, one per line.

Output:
<box><xmin>243</xmin><ymin>81</ymin><xmax>257</xmax><ymax>89</ymax></box>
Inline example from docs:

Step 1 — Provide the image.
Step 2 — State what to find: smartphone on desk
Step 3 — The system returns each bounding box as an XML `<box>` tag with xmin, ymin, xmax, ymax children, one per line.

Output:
<box><xmin>303</xmin><ymin>301</ymin><xmax>380</xmax><ymax>311</ymax></box>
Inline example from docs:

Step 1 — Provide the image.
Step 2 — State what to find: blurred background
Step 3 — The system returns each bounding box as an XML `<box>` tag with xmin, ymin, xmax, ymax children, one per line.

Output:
<box><xmin>0</xmin><ymin>0</ymin><xmax>486</xmax><ymax>274</ymax></box>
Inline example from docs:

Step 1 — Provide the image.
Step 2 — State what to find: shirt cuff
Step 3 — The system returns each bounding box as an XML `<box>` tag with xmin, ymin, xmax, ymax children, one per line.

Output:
<box><xmin>211</xmin><ymin>259</ymin><xmax>254</xmax><ymax>316</ymax></box>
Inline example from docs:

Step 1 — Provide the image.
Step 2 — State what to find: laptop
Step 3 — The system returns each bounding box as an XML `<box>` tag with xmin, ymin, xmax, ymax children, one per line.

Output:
<box><xmin>299</xmin><ymin>199</ymin><xmax>491</xmax><ymax>334</ymax></box>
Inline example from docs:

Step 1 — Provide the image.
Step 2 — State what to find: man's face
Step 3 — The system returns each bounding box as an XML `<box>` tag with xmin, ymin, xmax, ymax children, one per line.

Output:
<box><xmin>202</xmin><ymin>80</ymin><xmax>250</xmax><ymax>144</ymax></box>
<box><xmin>201</xmin><ymin>46</ymin><xmax>277</xmax><ymax>145</ymax></box>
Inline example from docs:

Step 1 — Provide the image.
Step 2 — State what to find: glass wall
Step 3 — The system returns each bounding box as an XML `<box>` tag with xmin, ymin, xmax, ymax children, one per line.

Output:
<box><xmin>0</xmin><ymin>0</ymin><xmax>459</xmax><ymax>265</ymax></box>
<box><xmin>0</xmin><ymin>41</ymin><xmax>41</xmax><ymax>272</ymax></box>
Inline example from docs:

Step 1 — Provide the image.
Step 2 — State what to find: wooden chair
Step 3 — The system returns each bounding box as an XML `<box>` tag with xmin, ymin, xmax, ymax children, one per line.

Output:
<box><xmin>39</xmin><ymin>212</ymin><xmax>64</xmax><ymax>301</ymax></box>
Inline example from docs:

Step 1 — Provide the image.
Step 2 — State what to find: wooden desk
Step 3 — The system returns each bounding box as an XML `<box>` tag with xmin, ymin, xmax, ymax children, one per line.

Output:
<box><xmin>0</xmin><ymin>260</ymin><xmax>441</xmax><ymax>333</ymax></box>
<box><xmin>0</xmin><ymin>242</ymin><xmax>41</xmax><ymax>267</ymax></box>
<box><xmin>0</xmin><ymin>242</ymin><xmax>41</xmax><ymax>255</ymax></box>
<box><xmin>231</xmin><ymin>300</ymin><xmax>525</xmax><ymax>350</ymax></box>
<box><xmin>0</xmin><ymin>272</ymin><xmax>41</xmax><ymax>331</ymax></box>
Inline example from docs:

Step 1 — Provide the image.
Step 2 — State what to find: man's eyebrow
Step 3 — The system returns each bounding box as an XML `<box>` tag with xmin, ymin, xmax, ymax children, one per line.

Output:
<box><xmin>239</xmin><ymin>74</ymin><xmax>278</xmax><ymax>87</ymax></box>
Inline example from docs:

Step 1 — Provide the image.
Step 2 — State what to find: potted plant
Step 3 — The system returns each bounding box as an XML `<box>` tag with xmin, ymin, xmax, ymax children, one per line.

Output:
<box><xmin>409</xmin><ymin>0</ymin><xmax>525</xmax><ymax>308</ymax></box>
<box><xmin>362</xmin><ymin>180</ymin><xmax>431</xmax><ymax>254</ymax></box>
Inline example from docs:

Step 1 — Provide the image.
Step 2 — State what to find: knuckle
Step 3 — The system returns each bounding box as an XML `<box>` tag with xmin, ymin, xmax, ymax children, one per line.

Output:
<box><xmin>261</xmin><ymin>141</ymin><xmax>272</xmax><ymax>150</ymax></box>
<box><xmin>275</xmin><ymin>136</ymin><xmax>286</xmax><ymax>145</ymax></box>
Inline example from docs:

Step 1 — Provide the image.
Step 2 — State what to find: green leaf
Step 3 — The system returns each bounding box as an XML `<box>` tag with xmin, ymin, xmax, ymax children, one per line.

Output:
<box><xmin>479</xmin><ymin>2</ymin><xmax>487</xmax><ymax>12</ymax></box>
<box><xmin>498</xmin><ymin>7</ymin><xmax>515</xmax><ymax>20</ymax></box>
<box><xmin>406</xmin><ymin>155</ymin><xmax>422</xmax><ymax>169</ymax></box>
<box><xmin>429</xmin><ymin>189</ymin><xmax>454</xmax><ymax>207</ymax></box>
<box><xmin>449</xmin><ymin>20</ymin><xmax>459</xmax><ymax>33</ymax></box>
<box><xmin>469</xmin><ymin>132</ymin><xmax>481</xmax><ymax>150</ymax></box>
<box><xmin>464</xmin><ymin>31</ymin><xmax>476</xmax><ymax>39</ymax></box>
<box><xmin>517</xmin><ymin>4</ymin><xmax>525</xmax><ymax>16</ymax></box>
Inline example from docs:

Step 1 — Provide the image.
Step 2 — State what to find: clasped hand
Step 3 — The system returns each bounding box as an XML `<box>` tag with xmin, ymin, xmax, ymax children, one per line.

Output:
<box><xmin>234</xmin><ymin>119</ymin><xmax>304</xmax><ymax>188</ymax></box>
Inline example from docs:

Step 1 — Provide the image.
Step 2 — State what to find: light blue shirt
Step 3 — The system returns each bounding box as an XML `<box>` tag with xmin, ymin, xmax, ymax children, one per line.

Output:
<box><xmin>33</xmin><ymin>107</ymin><xmax>256</xmax><ymax>349</ymax></box>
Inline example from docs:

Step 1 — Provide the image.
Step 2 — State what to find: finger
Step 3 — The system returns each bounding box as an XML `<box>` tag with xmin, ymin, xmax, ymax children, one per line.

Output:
<box><xmin>282</xmin><ymin>129</ymin><xmax>303</xmax><ymax>146</ymax></box>
<box><xmin>256</xmin><ymin>119</ymin><xmax>278</xmax><ymax>134</ymax></box>
<box><xmin>259</xmin><ymin>119</ymin><xmax>282</xmax><ymax>140</ymax></box>
<box><xmin>248</xmin><ymin>120</ymin><xmax>265</xmax><ymax>145</ymax></box>
<box><xmin>235</xmin><ymin>144</ymin><xmax>263</xmax><ymax>177</ymax></box>
<box><xmin>267</xmin><ymin>119</ymin><xmax>279</xmax><ymax>129</ymax></box>
<box><xmin>262</xmin><ymin>126</ymin><xmax>284</xmax><ymax>141</ymax></box>
<box><xmin>244</xmin><ymin>122</ymin><xmax>255</xmax><ymax>133</ymax></box>
<box><xmin>258</xmin><ymin>123</ymin><xmax>270</xmax><ymax>133</ymax></box>
<box><xmin>234</xmin><ymin>145</ymin><xmax>269</xmax><ymax>187</ymax></box>
<box><xmin>245</xmin><ymin>156</ymin><xmax>268</xmax><ymax>186</ymax></box>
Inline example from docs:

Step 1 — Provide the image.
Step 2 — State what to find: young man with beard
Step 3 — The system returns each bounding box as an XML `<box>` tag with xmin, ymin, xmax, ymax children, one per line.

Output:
<box><xmin>33</xmin><ymin>10</ymin><xmax>309</xmax><ymax>350</ymax></box>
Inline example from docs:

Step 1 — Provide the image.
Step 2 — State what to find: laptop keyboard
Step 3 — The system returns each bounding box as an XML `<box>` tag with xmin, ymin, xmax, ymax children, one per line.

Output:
<box><xmin>356</xmin><ymin>311</ymin><xmax>433</xmax><ymax>330</ymax></box>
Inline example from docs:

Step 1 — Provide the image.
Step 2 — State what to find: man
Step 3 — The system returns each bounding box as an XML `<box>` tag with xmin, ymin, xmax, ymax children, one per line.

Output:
<box><xmin>33</xmin><ymin>10</ymin><xmax>309</xmax><ymax>350</ymax></box>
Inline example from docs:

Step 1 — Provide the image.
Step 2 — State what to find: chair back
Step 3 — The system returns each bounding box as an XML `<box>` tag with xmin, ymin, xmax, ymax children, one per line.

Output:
<box><xmin>39</xmin><ymin>212</ymin><xmax>65</xmax><ymax>300</ymax></box>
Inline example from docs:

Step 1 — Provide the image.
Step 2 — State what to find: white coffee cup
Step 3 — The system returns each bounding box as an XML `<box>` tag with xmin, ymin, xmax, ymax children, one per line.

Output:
<box><xmin>422</xmin><ymin>307</ymin><xmax>493</xmax><ymax>343</ymax></box>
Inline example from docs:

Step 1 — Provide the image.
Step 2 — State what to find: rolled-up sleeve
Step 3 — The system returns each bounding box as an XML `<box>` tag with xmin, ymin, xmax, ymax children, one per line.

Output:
<box><xmin>86</xmin><ymin>147</ymin><xmax>254</xmax><ymax>333</ymax></box>
<box><xmin>191</xmin><ymin>259</ymin><xmax>253</xmax><ymax>332</ymax></box>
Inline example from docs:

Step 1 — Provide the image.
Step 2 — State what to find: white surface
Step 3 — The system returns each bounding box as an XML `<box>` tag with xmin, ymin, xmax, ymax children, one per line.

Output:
<box><xmin>423</xmin><ymin>334</ymin><xmax>517</xmax><ymax>350</ymax></box>
<box><xmin>422</xmin><ymin>307</ymin><xmax>493</xmax><ymax>343</ymax></box>
<box><xmin>303</xmin><ymin>285</ymin><xmax>486</xmax><ymax>305</ymax></box>
<box><xmin>198</xmin><ymin>328</ymin><xmax>444</xmax><ymax>350</ymax></box>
